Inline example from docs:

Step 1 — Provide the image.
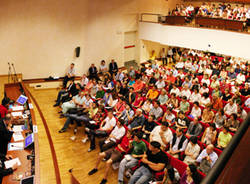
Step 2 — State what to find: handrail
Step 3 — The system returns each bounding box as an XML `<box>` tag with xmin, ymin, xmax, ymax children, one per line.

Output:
<box><xmin>201</xmin><ymin>114</ymin><xmax>250</xmax><ymax>184</ymax></box>
<box><xmin>22</xmin><ymin>82</ymin><xmax>62</xmax><ymax>184</ymax></box>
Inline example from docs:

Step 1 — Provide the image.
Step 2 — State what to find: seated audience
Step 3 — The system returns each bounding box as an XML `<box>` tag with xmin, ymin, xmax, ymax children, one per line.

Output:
<box><xmin>109</xmin><ymin>59</ymin><xmax>118</xmax><ymax>75</ymax></box>
<box><xmin>224</xmin><ymin>99</ymin><xmax>238</xmax><ymax>115</ymax></box>
<box><xmin>98</xmin><ymin>120</ymin><xmax>126</xmax><ymax>152</ymax></box>
<box><xmin>162</xmin><ymin>107</ymin><xmax>176</xmax><ymax>124</ymax></box>
<box><xmin>196</xmin><ymin>144</ymin><xmax>218</xmax><ymax>174</ymax></box>
<box><xmin>142</xmin><ymin>115</ymin><xmax>157</xmax><ymax>140</ymax></box>
<box><xmin>118</xmin><ymin>132</ymin><xmax>147</xmax><ymax>184</ymax></box>
<box><xmin>224</xmin><ymin>113</ymin><xmax>240</xmax><ymax>132</ymax></box>
<box><xmin>180</xmin><ymin>164</ymin><xmax>201</xmax><ymax>184</ymax></box>
<box><xmin>201</xmin><ymin>105</ymin><xmax>214</xmax><ymax>124</ymax></box>
<box><xmin>168</xmin><ymin>128</ymin><xmax>188</xmax><ymax>159</ymax></box>
<box><xmin>174</xmin><ymin>111</ymin><xmax>190</xmax><ymax>130</ymax></box>
<box><xmin>88</xmin><ymin>130</ymin><xmax>133</xmax><ymax>184</ymax></box>
<box><xmin>158</xmin><ymin>89</ymin><xmax>168</xmax><ymax>105</ymax></box>
<box><xmin>190</xmin><ymin>101</ymin><xmax>201</xmax><ymax>118</ymax></box>
<box><xmin>217</xmin><ymin>126</ymin><xmax>232</xmax><ymax>149</ymax></box>
<box><xmin>86</xmin><ymin>110</ymin><xmax>116</xmax><ymax>152</ymax></box>
<box><xmin>0</xmin><ymin>114</ymin><xmax>13</xmax><ymax>155</ymax></box>
<box><xmin>88</xmin><ymin>63</ymin><xmax>98</xmax><ymax>80</ymax></box>
<box><xmin>63</xmin><ymin>63</ymin><xmax>75</xmax><ymax>88</ymax></box>
<box><xmin>201</xmin><ymin>123</ymin><xmax>217</xmax><ymax>145</ymax></box>
<box><xmin>149</xmin><ymin>101</ymin><xmax>163</xmax><ymax>119</ymax></box>
<box><xmin>179</xmin><ymin>96</ymin><xmax>190</xmax><ymax>113</ymax></box>
<box><xmin>146</xmin><ymin>85</ymin><xmax>159</xmax><ymax>100</ymax></box>
<box><xmin>118</xmin><ymin>104</ymin><xmax>134</xmax><ymax>125</ymax></box>
<box><xmin>150</xmin><ymin>121</ymin><xmax>173</xmax><ymax>149</ymax></box>
<box><xmin>214</xmin><ymin>109</ymin><xmax>227</xmax><ymax>129</ymax></box>
<box><xmin>184</xmin><ymin>136</ymin><xmax>200</xmax><ymax>165</ymax></box>
<box><xmin>128</xmin><ymin>141</ymin><xmax>168</xmax><ymax>184</ymax></box>
<box><xmin>128</xmin><ymin>109</ymin><xmax>145</xmax><ymax>130</ymax></box>
<box><xmin>186</xmin><ymin>117</ymin><xmax>202</xmax><ymax>138</ymax></box>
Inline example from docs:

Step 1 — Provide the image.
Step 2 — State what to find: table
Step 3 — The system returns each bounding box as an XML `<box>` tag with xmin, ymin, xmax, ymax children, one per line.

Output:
<box><xmin>2</xmin><ymin>83</ymin><xmax>40</xmax><ymax>184</ymax></box>
<box><xmin>164</xmin><ymin>16</ymin><xmax>186</xmax><ymax>25</ymax></box>
<box><xmin>195</xmin><ymin>16</ymin><xmax>244</xmax><ymax>31</ymax></box>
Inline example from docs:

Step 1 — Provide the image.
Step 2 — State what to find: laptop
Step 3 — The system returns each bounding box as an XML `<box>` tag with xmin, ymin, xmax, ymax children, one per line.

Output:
<box><xmin>24</xmin><ymin>133</ymin><xmax>34</xmax><ymax>149</ymax></box>
<box><xmin>20</xmin><ymin>175</ymin><xmax>34</xmax><ymax>184</ymax></box>
<box><xmin>17</xmin><ymin>95</ymin><xmax>28</xmax><ymax>105</ymax></box>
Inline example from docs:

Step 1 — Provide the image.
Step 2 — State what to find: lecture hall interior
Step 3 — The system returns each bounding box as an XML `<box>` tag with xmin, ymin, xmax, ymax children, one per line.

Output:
<box><xmin>0</xmin><ymin>0</ymin><xmax>250</xmax><ymax>184</ymax></box>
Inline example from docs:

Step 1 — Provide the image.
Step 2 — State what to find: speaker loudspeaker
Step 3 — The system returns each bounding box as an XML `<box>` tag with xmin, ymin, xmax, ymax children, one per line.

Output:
<box><xmin>75</xmin><ymin>47</ymin><xmax>80</xmax><ymax>57</ymax></box>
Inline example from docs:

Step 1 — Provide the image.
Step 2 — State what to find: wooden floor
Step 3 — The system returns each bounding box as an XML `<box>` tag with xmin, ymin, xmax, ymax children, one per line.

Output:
<box><xmin>27</xmin><ymin>86</ymin><xmax>120</xmax><ymax>184</ymax></box>
<box><xmin>0</xmin><ymin>77</ymin><xmax>119</xmax><ymax>184</ymax></box>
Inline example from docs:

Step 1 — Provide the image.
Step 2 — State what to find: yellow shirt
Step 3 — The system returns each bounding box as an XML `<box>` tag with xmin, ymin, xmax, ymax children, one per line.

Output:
<box><xmin>147</xmin><ymin>89</ymin><xmax>159</xmax><ymax>100</ymax></box>
<box><xmin>218</xmin><ymin>132</ymin><xmax>232</xmax><ymax>148</ymax></box>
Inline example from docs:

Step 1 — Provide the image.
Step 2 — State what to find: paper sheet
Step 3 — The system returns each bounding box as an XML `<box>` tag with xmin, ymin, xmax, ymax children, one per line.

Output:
<box><xmin>4</xmin><ymin>158</ymin><xmax>21</xmax><ymax>169</ymax></box>
<box><xmin>11</xmin><ymin>111</ymin><xmax>23</xmax><ymax>117</ymax></box>
<box><xmin>29</xmin><ymin>103</ymin><xmax>33</xmax><ymax>109</ymax></box>
<box><xmin>8</xmin><ymin>142</ymin><xmax>24</xmax><ymax>151</ymax></box>
<box><xmin>13</xmin><ymin>132</ymin><xmax>24</xmax><ymax>142</ymax></box>
<box><xmin>12</xmin><ymin>106</ymin><xmax>24</xmax><ymax>111</ymax></box>
<box><xmin>12</xmin><ymin>125</ymin><xmax>24</xmax><ymax>132</ymax></box>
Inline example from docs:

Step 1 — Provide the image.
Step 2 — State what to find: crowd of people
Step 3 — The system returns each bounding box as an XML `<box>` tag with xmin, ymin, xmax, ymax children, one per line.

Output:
<box><xmin>53</xmin><ymin>46</ymin><xmax>249</xmax><ymax>184</ymax></box>
<box><xmin>171</xmin><ymin>3</ymin><xmax>250</xmax><ymax>21</ymax></box>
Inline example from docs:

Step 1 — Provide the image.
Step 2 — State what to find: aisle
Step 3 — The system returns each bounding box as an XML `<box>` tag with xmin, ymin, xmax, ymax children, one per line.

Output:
<box><xmin>27</xmin><ymin>86</ymin><xmax>118</xmax><ymax>184</ymax></box>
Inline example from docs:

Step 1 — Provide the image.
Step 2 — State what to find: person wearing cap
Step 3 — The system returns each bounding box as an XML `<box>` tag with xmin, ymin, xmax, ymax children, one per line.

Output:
<box><xmin>118</xmin><ymin>132</ymin><xmax>147</xmax><ymax>184</ymax></box>
<box><xmin>88</xmin><ymin>130</ymin><xmax>133</xmax><ymax>184</ymax></box>
<box><xmin>128</xmin><ymin>141</ymin><xmax>168</xmax><ymax>184</ymax></box>
<box><xmin>0</xmin><ymin>114</ymin><xmax>13</xmax><ymax>155</ymax></box>
<box><xmin>98</xmin><ymin>120</ymin><xmax>126</xmax><ymax>152</ymax></box>
<box><xmin>150</xmin><ymin>121</ymin><xmax>173</xmax><ymax>149</ymax></box>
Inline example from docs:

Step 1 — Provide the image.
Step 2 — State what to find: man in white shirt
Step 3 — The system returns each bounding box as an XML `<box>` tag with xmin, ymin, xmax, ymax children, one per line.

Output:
<box><xmin>155</xmin><ymin>77</ymin><xmax>165</xmax><ymax>89</ymax></box>
<box><xmin>145</xmin><ymin>66</ymin><xmax>154</xmax><ymax>76</ymax></box>
<box><xmin>180</xmin><ymin>84</ymin><xmax>191</xmax><ymax>100</ymax></box>
<box><xmin>224</xmin><ymin>99</ymin><xmax>238</xmax><ymax>116</ymax></box>
<box><xmin>170</xmin><ymin>85</ymin><xmax>180</xmax><ymax>97</ymax></box>
<box><xmin>168</xmin><ymin>128</ymin><xmax>188</xmax><ymax>158</ymax></box>
<box><xmin>196</xmin><ymin>144</ymin><xmax>218</xmax><ymax>174</ymax></box>
<box><xmin>63</xmin><ymin>63</ymin><xmax>76</xmax><ymax>88</ymax></box>
<box><xmin>150</xmin><ymin>121</ymin><xmax>173</xmax><ymax>149</ymax></box>
<box><xmin>98</xmin><ymin>120</ymin><xmax>126</xmax><ymax>152</ymax></box>
<box><xmin>87</xmin><ymin>111</ymin><xmax>116</xmax><ymax>152</ymax></box>
<box><xmin>190</xmin><ymin>89</ymin><xmax>201</xmax><ymax>103</ymax></box>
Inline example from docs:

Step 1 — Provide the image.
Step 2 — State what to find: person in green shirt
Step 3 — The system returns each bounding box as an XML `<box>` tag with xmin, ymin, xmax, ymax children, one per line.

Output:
<box><xmin>118</xmin><ymin>132</ymin><xmax>147</xmax><ymax>184</ymax></box>
<box><xmin>217</xmin><ymin>126</ymin><xmax>232</xmax><ymax>149</ymax></box>
<box><xmin>179</xmin><ymin>96</ymin><xmax>190</xmax><ymax>113</ymax></box>
<box><xmin>95</xmin><ymin>85</ymin><xmax>105</xmax><ymax>99</ymax></box>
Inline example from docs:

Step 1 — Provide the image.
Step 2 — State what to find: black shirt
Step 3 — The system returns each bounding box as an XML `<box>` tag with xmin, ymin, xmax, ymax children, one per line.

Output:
<box><xmin>143</xmin><ymin>149</ymin><xmax>168</xmax><ymax>172</ymax></box>
<box><xmin>143</xmin><ymin>120</ymin><xmax>157</xmax><ymax>132</ymax></box>
<box><xmin>240</xmin><ymin>88</ymin><xmax>250</xmax><ymax>96</ymax></box>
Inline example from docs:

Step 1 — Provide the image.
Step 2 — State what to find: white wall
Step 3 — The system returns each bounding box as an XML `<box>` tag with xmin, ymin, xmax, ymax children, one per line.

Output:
<box><xmin>139</xmin><ymin>22</ymin><xmax>250</xmax><ymax>59</ymax></box>
<box><xmin>0</xmin><ymin>0</ymin><xmax>184</xmax><ymax>79</ymax></box>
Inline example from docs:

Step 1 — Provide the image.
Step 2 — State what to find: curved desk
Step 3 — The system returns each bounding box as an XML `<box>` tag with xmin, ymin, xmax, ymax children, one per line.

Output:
<box><xmin>3</xmin><ymin>83</ymin><xmax>40</xmax><ymax>184</ymax></box>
